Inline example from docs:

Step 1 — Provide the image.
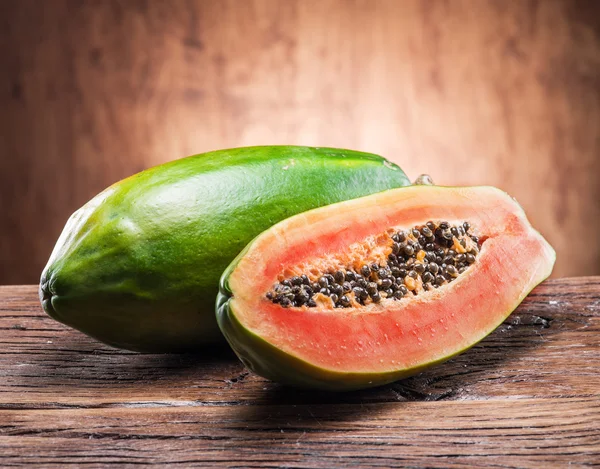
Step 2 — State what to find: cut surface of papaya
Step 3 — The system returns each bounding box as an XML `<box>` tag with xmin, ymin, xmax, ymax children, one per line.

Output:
<box><xmin>40</xmin><ymin>146</ymin><xmax>410</xmax><ymax>352</ymax></box>
<box><xmin>217</xmin><ymin>185</ymin><xmax>556</xmax><ymax>390</ymax></box>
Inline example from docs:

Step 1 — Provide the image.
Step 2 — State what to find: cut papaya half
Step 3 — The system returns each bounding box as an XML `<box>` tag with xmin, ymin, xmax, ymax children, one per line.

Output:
<box><xmin>217</xmin><ymin>185</ymin><xmax>555</xmax><ymax>391</ymax></box>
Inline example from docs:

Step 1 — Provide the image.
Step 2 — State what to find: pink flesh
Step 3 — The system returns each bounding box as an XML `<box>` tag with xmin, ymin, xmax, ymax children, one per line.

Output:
<box><xmin>229</xmin><ymin>186</ymin><xmax>555</xmax><ymax>373</ymax></box>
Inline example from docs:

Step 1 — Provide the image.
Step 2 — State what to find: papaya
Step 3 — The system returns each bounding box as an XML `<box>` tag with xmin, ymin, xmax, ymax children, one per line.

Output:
<box><xmin>40</xmin><ymin>146</ymin><xmax>410</xmax><ymax>352</ymax></box>
<box><xmin>217</xmin><ymin>185</ymin><xmax>556</xmax><ymax>391</ymax></box>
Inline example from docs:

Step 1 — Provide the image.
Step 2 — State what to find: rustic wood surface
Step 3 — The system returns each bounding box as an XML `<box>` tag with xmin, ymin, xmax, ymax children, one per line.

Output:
<box><xmin>0</xmin><ymin>278</ymin><xmax>598</xmax><ymax>467</ymax></box>
<box><xmin>1</xmin><ymin>0</ymin><xmax>599</xmax><ymax>284</ymax></box>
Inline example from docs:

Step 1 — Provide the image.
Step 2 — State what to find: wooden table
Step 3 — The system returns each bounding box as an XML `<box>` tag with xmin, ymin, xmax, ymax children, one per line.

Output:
<box><xmin>1</xmin><ymin>278</ymin><xmax>599</xmax><ymax>467</ymax></box>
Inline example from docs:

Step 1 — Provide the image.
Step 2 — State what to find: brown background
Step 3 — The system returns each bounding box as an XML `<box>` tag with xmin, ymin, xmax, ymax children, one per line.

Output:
<box><xmin>1</xmin><ymin>0</ymin><xmax>599</xmax><ymax>284</ymax></box>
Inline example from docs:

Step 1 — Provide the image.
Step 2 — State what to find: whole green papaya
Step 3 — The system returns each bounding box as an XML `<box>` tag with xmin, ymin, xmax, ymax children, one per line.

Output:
<box><xmin>40</xmin><ymin>146</ymin><xmax>410</xmax><ymax>352</ymax></box>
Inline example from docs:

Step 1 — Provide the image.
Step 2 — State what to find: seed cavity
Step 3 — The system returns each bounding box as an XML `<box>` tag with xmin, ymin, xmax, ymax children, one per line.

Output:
<box><xmin>266</xmin><ymin>221</ymin><xmax>482</xmax><ymax>309</ymax></box>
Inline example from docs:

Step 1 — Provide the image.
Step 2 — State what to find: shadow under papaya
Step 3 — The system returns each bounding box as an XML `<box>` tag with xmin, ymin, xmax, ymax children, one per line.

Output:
<box><xmin>25</xmin><ymin>330</ymin><xmax>241</xmax><ymax>395</ymax></box>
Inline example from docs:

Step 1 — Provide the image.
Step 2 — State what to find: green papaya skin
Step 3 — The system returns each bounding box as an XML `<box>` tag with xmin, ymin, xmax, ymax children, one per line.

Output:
<box><xmin>40</xmin><ymin>146</ymin><xmax>410</xmax><ymax>352</ymax></box>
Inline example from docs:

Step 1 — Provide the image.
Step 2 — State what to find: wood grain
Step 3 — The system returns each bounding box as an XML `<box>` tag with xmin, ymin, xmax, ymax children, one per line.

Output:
<box><xmin>1</xmin><ymin>398</ymin><xmax>598</xmax><ymax>468</ymax></box>
<box><xmin>0</xmin><ymin>278</ymin><xmax>599</xmax><ymax>466</ymax></box>
<box><xmin>1</xmin><ymin>0</ymin><xmax>599</xmax><ymax>284</ymax></box>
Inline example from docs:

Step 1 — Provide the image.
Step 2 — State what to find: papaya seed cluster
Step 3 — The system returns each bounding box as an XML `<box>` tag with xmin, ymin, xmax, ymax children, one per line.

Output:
<box><xmin>266</xmin><ymin>221</ymin><xmax>482</xmax><ymax>309</ymax></box>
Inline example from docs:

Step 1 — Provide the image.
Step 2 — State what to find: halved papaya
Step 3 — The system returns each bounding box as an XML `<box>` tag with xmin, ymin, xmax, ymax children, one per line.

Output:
<box><xmin>217</xmin><ymin>185</ymin><xmax>555</xmax><ymax>391</ymax></box>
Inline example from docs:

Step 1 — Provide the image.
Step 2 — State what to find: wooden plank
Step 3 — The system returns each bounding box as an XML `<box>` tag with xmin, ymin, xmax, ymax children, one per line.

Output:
<box><xmin>0</xmin><ymin>278</ymin><xmax>598</xmax><ymax>409</ymax></box>
<box><xmin>0</xmin><ymin>279</ymin><xmax>599</xmax><ymax>466</ymax></box>
<box><xmin>1</xmin><ymin>398</ymin><xmax>598</xmax><ymax>467</ymax></box>
<box><xmin>1</xmin><ymin>0</ymin><xmax>599</xmax><ymax>284</ymax></box>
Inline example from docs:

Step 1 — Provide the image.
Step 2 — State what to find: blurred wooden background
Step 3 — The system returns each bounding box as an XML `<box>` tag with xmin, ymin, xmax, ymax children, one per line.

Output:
<box><xmin>1</xmin><ymin>0</ymin><xmax>598</xmax><ymax>283</ymax></box>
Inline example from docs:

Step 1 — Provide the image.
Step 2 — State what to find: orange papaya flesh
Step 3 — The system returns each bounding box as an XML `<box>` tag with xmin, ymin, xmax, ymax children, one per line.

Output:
<box><xmin>217</xmin><ymin>185</ymin><xmax>556</xmax><ymax>391</ymax></box>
